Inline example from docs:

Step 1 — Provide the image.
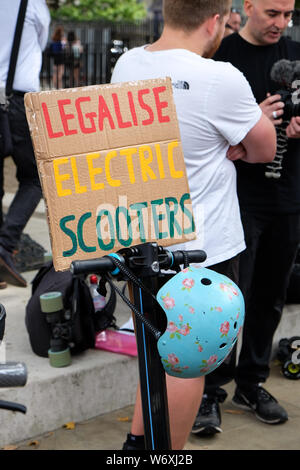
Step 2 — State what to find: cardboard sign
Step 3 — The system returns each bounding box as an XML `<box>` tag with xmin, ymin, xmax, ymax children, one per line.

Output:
<box><xmin>25</xmin><ymin>78</ymin><xmax>195</xmax><ymax>271</ymax></box>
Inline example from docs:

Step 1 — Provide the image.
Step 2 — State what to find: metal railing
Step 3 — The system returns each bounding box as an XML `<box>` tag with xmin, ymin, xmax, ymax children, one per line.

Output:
<box><xmin>40</xmin><ymin>17</ymin><xmax>300</xmax><ymax>91</ymax></box>
<box><xmin>41</xmin><ymin>19</ymin><xmax>163</xmax><ymax>89</ymax></box>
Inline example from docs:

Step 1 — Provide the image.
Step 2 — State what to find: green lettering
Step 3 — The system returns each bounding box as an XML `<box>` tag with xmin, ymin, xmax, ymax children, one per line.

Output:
<box><xmin>165</xmin><ymin>197</ymin><xmax>182</xmax><ymax>238</ymax></box>
<box><xmin>96</xmin><ymin>209</ymin><xmax>115</xmax><ymax>251</ymax></box>
<box><xmin>77</xmin><ymin>212</ymin><xmax>96</xmax><ymax>253</ymax></box>
<box><xmin>116</xmin><ymin>206</ymin><xmax>133</xmax><ymax>247</ymax></box>
<box><xmin>130</xmin><ymin>201</ymin><xmax>148</xmax><ymax>243</ymax></box>
<box><xmin>180</xmin><ymin>193</ymin><xmax>195</xmax><ymax>235</ymax></box>
<box><xmin>151</xmin><ymin>199</ymin><xmax>168</xmax><ymax>240</ymax></box>
<box><xmin>60</xmin><ymin>215</ymin><xmax>77</xmax><ymax>257</ymax></box>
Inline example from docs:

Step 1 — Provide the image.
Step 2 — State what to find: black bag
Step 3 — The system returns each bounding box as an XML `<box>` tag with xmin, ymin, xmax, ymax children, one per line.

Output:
<box><xmin>25</xmin><ymin>261</ymin><xmax>117</xmax><ymax>358</ymax></box>
<box><xmin>0</xmin><ymin>105</ymin><xmax>13</xmax><ymax>158</ymax></box>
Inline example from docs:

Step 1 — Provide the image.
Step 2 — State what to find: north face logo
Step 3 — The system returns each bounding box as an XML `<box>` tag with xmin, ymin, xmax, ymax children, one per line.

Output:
<box><xmin>172</xmin><ymin>81</ymin><xmax>190</xmax><ymax>90</ymax></box>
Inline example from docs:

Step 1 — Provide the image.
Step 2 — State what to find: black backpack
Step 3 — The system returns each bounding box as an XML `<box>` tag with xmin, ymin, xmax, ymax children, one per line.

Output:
<box><xmin>25</xmin><ymin>262</ymin><xmax>117</xmax><ymax>358</ymax></box>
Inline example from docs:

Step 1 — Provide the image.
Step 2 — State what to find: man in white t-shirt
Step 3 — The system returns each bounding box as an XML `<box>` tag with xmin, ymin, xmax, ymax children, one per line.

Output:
<box><xmin>111</xmin><ymin>0</ymin><xmax>276</xmax><ymax>450</ymax></box>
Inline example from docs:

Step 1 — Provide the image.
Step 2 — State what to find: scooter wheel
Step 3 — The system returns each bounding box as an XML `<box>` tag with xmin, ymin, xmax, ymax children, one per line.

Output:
<box><xmin>282</xmin><ymin>360</ymin><xmax>300</xmax><ymax>380</ymax></box>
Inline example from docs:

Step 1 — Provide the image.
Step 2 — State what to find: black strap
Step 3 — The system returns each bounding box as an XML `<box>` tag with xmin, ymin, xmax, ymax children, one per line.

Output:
<box><xmin>6</xmin><ymin>0</ymin><xmax>28</xmax><ymax>97</ymax></box>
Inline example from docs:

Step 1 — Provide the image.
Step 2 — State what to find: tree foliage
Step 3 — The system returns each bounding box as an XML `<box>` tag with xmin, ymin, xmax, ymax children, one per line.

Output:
<box><xmin>50</xmin><ymin>0</ymin><xmax>147</xmax><ymax>22</ymax></box>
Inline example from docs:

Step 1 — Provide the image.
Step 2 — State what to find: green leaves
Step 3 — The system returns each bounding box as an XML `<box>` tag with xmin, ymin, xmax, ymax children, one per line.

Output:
<box><xmin>50</xmin><ymin>0</ymin><xmax>147</xmax><ymax>22</ymax></box>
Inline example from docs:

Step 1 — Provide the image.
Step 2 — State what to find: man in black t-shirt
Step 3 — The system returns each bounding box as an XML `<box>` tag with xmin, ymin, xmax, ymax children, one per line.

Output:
<box><xmin>192</xmin><ymin>0</ymin><xmax>300</xmax><ymax>436</ymax></box>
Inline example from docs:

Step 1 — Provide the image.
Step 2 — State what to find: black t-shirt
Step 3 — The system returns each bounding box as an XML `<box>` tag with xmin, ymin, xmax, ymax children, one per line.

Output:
<box><xmin>214</xmin><ymin>33</ymin><xmax>300</xmax><ymax>214</ymax></box>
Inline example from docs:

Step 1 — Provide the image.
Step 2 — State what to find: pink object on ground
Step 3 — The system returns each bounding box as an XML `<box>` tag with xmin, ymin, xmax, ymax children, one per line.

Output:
<box><xmin>95</xmin><ymin>329</ymin><xmax>138</xmax><ymax>357</ymax></box>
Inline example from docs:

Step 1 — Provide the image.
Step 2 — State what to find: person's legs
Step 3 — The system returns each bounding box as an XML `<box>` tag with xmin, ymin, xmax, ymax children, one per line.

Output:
<box><xmin>0</xmin><ymin>153</ymin><xmax>6</xmax><ymax>289</ymax></box>
<box><xmin>192</xmin><ymin>255</ymin><xmax>241</xmax><ymax>435</ymax></box>
<box><xmin>0</xmin><ymin>95</ymin><xmax>42</xmax><ymax>287</ymax></box>
<box><xmin>0</xmin><ymin>152</ymin><xmax>4</xmax><ymax>227</ymax></box>
<box><xmin>233</xmin><ymin>212</ymin><xmax>300</xmax><ymax>424</ymax></box>
<box><xmin>236</xmin><ymin>212</ymin><xmax>300</xmax><ymax>386</ymax></box>
<box><xmin>124</xmin><ymin>271</ymin><xmax>205</xmax><ymax>451</ymax></box>
<box><xmin>126</xmin><ymin>375</ymin><xmax>204</xmax><ymax>450</ymax></box>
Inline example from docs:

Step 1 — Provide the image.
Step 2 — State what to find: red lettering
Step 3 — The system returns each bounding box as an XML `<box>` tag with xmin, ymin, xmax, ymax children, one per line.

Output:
<box><xmin>138</xmin><ymin>89</ymin><xmax>154</xmax><ymax>126</ymax></box>
<box><xmin>75</xmin><ymin>97</ymin><xmax>97</xmax><ymax>134</ymax></box>
<box><xmin>112</xmin><ymin>93</ymin><xmax>132</xmax><ymax>129</ymax></box>
<box><xmin>58</xmin><ymin>99</ymin><xmax>78</xmax><ymax>136</ymax></box>
<box><xmin>153</xmin><ymin>86</ymin><xmax>170</xmax><ymax>123</ymax></box>
<box><xmin>98</xmin><ymin>95</ymin><xmax>115</xmax><ymax>131</ymax></box>
<box><xmin>127</xmin><ymin>91</ymin><xmax>138</xmax><ymax>126</ymax></box>
<box><xmin>41</xmin><ymin>102</ymin><xmax>64</xmax><ymax>139</ymax></box>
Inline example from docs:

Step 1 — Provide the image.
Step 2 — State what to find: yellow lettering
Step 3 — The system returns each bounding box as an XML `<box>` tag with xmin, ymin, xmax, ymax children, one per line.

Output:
<box><xmin>120</xmin><ymin>147</ymin><xmax>137</xmax><ymax>184</ymax></box>
<box><xmin>105</xmin><ymin>150</ymin><xmax>121</xmax><ymax>187</ymax></box>
<box><xmin>86</xmin><ymin>153</ymin><xmax>104</xmax><ymax>191</ymax></box>
<box><xmin>53</xmin><ymin>158</ymin><xmax>72</xmax><ymax>197</ymax></box>
<box><xmin>168</xmin><ymin>141</ymin><xmax>183</xmax><ymax>179</ymax></box>
<box><xmin>155</xmin><ymin>143</ymin><xmax>165</xmax><ymax>179</ymax></box>
<box><xmin>70</xmin><ymin>156</ymin><xmax>87</xmax><ymax>194</ymax></box>
<box><xmin>139</xmin><ymin>145</ymin><xmax>157</xmax><ymax>182</ymax></box>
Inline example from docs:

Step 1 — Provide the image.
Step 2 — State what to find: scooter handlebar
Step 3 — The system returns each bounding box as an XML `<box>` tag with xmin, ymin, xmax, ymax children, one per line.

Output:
<box><xmin>0</xmin><ymin>362</ymin><xmax>27</xmax><ymax>388</ymax></box>
<box><xmin>70</xmin><ymin>248</ymin><xmax>207</xmax><ymax>276</ymax></box>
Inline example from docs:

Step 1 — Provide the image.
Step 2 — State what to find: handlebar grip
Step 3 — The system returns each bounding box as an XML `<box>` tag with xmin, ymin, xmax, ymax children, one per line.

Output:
<box><xmin>171</xmin><ymin>249</ymin><xmax>207</xmax><ymax>266</ymax></box>
<box><xmin>0</xmin><ymin>362</ymin><xmax>27</xmax><ymax>388</ymax></box>
<box><xmin>71</xmin><ymin>255</ymin><xmax>125</xmax><ymax>275</ymax></box>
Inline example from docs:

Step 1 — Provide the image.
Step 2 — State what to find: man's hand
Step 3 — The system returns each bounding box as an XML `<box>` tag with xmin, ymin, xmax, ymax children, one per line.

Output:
<box><xmin>227</xmin><ymin>143</ymin><xmax>247</xmax><ymax>161</ymax></box>
<box><xmin>260</xmin><ymin>93</ymin><xmax>285</xmax><ymax>126</ymax></box>
<box><xmin>286</xmin><ymin>117</ymin><xmax>300</xmax><ymax>139</ymax></box>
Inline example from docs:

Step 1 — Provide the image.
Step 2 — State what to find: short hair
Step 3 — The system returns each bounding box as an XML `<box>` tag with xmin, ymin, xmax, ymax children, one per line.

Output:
<box><xmin>163</xmin><ymin>0</ymin><xmax>231</xmax><ymax>32</ymax></box>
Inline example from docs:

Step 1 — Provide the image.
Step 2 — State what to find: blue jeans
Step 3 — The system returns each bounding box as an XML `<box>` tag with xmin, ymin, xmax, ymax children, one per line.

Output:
<box><xmin>0</xmin><ymin>93</ymin><xmax>42</xmax><ymax>253</ymax></box>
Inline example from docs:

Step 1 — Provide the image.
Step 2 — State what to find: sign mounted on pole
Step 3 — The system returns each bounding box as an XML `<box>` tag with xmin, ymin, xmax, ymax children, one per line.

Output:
<box><xmin>25</xmin><ymin>78</ymin><xmax>195</xmax><ymax>271</ymax></box>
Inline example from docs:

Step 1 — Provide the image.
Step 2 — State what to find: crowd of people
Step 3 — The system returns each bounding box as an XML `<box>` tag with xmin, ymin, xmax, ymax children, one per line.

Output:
<box><xmin>0</xmin><ymin>0</ymin><xmax>299</xmax><ymax>451</ymax></box>
<box><xmin>49</xmin><ymin>26</ymin><xmax>84</xmax><ymax>88</ymax></box>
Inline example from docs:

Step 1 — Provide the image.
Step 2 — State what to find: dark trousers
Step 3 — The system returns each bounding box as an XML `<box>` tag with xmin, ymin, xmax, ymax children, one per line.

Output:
<box><xmin>204</xmin><ymin>255</ymin><xmax>240</xmax><ymax>395</ymax></box>
<box><xmin>0</xmin><ymin>94</ymin><xmax>42</xmax><ymax>252</ymax></box>
<box><xmin>205</xmin><ymin>210</ymin><xmax>300</xmax><ymax>395</ymax></box>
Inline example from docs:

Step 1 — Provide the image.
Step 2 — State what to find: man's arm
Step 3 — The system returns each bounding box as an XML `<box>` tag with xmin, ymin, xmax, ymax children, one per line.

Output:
<box><xmin>239</xmin><ymin>113</ymin><xmax>277</xmax><ymax>163</ymax></box>
<box><xmin>227</xmin><ymin>114</ymin><xmax>276</xmax><ymax>164</ymax></box>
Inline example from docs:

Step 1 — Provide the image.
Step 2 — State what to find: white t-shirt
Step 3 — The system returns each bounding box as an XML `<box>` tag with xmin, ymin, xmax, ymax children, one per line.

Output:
<box><xmin>111</xmin><ymin>46</ymin><xmax>262</xmax><ymax>267</ymax></box>
<box><xmin>0</xmin><ymin>0</ymin><xmax>50</xmax><ymax>93</ymax></box>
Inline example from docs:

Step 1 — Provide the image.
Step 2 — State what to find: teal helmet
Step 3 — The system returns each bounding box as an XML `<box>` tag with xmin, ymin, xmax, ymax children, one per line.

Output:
<box><xmin>156</xmin><ymin>266</ymin><xmax>245</xmax><ymax>379</ymax></box>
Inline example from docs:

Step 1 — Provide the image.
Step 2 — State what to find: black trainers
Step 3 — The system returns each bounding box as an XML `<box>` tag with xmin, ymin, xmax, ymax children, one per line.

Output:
<box><xmin>232</xmin><ymin>385</ymin><xmax>288</xmax><ymax>424</ymax></box>
<box><xmin>122</xmin><ymin>433</ymin><xmax>145</xmax><ymax>450</ymax></box>
<box><xmin>191</xmin><ymin>394</ymin><xmax>222</xmax><ymax>435</ymax></box>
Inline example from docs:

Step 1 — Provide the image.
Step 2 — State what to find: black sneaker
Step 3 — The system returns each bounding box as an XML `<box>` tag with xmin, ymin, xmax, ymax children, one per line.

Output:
<box><xmin>122</xmin><ymin>433</ymin><xmax>145</xmax><ymax>450</ymax></box>
<box><xmin>191</xmin><ymin>394</ymin><xmax>222</xmax><ymax>435</ymax></box>
<box><xmin>232</xmin><ymin>385</ymin><xmax>288</xmax><ymax>424</ymax></box>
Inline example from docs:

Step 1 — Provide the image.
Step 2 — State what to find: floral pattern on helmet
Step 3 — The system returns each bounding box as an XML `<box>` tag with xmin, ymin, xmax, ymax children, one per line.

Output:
<box><xmin>162</xmin><ymin>353</ymin><xmax>189</xmax><ymax>374</ymax></box>
<box><xmin>157</xmin><ymin>266</ymin><xmax>245</xmax><ymax>379</ymax></box>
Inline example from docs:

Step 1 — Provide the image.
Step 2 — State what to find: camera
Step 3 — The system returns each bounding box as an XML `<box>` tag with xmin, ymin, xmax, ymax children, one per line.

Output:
<box><xmin>271</xmin><ymin>59</ymin><xmax>300</xmax><ymax>121</ymax></box>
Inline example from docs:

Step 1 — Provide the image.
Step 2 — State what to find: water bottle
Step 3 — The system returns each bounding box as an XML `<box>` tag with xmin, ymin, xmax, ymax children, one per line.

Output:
<box><xmin>89</xmin><ymin>275</ymin><xmax>106</xmax><ymax>311</ymax></box>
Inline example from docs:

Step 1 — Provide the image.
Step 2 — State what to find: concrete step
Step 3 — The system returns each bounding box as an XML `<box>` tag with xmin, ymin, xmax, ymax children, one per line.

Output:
<box><xmin>0</xmin><ymin>273</ymin><xmax>138</xmax><ymax>448</ymax></box>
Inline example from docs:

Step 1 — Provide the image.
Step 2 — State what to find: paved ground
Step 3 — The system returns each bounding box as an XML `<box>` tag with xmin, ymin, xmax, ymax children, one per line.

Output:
<box><xmin>2</xmin><ymin>361</ymin><xmax>299</xmax><ymax>451</ymax></box>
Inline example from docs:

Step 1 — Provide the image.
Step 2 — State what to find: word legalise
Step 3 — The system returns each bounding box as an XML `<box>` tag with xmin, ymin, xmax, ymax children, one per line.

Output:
<box><xmin>41</xmin><ymin>86</ymin><xmax>170</xmax><ymax>138</ymax></box>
